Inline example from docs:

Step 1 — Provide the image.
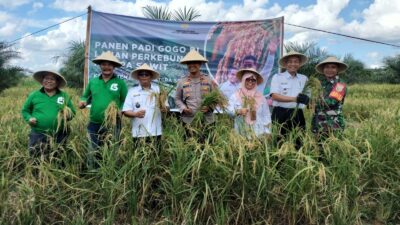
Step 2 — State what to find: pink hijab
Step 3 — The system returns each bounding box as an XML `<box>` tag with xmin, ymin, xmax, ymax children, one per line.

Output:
<box><xmin>235</xmin><ymin>73</ymin><xmax>266</xmax><ymax>125</ymax></box>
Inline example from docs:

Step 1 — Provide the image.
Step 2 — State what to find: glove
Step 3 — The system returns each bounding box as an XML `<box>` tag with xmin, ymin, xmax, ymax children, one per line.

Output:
<box><xmin>296</xmin><ymin>93</ymin><xmax>310</xmax><ymax>105</ymax></box>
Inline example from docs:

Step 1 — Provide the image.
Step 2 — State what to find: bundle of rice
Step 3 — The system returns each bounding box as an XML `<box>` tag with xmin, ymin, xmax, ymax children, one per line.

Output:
<box><xmin>104</xmin><ymin>101</ymin><xmax>119</xmax><ymax>129</ymax></box>
<box><xmin>303</xmin><ymin>75</ymin><xmax>323</xmax><ymax>99</ymax></box>
<box><xmin>242</xmin><ymin>95</ymin><xmax>257</xmax><ymax>120</ymax></box>
<box><xmin>296</xmin><ymin>75</ymin><xmax>323</xmax><ymax>110</ymax></box>
<box><xmin>151</xmin><ymin>83</ymin><xmax>173</xmax><ymax>112</ymax></box>
<box><xmin>201</xmin><ymin>89</ymin><xmax>228</xmax><ymax>111</ymax></box>
<box><xmin>57</xmin><ymin>105</ymin><xmax>73</xmax><ymax>133</ymax></box>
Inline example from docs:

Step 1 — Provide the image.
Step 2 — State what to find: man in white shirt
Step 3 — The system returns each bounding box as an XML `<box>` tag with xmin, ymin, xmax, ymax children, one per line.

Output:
<box><xmin>270</xmin><ymin>51</ymin><xmax>310</xmax><ymax>149</ymax></box>
<box><xmin>219</xmin><ymin>67</ymin><xmax>239</xmax><ymax>99</ymax></box>
<box><xmin>122</xmin><ymin>63</ymin><xmax>167</xmax><ymax>150</ymax></box>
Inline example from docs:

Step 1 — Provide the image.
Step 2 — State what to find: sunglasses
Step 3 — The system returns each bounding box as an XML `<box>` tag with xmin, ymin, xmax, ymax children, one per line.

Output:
<box><xmin>245</xmin><ymin>78</ymin><xmax>257</xmax><ymax>83</ymax></box>
<box><xmin>138</xmin><ymin>73</ymin><xmax>151</xmax><ymax>77</ymax></box>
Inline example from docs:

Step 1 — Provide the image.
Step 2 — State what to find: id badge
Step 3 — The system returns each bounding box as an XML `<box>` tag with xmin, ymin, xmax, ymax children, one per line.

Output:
<box><xmin>329</xmin><ymin>83</ymin><xmax>346</xmax><ymax>101</ymax></box>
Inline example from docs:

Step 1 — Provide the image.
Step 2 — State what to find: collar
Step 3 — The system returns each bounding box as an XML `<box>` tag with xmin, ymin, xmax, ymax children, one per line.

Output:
<box><xmin>283</xmin><ymin>71</ymin><xmax>298</xmax><ymax>79</ymax></box>
<box><xmin>98</xmin><ymin>74</ymin><xmax>116</xmax><ymax>80</ymax></box>
<box><xmin>139</xmin><ymin>84</ymin><xmax>154</xmax><ymax>91</ymax></box>
<box><xmin>325</xmin><ymin>76</ymin><xmax>340</xmax><ymax>84</ymax></box>
<box><xmin>40</xmin><ymin>87</ymin><xmax>61</xmax><ymax>94</ymax></box>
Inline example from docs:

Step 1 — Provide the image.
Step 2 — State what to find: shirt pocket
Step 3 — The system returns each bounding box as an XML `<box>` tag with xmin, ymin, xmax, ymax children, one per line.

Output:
<box><xmin>280</xmin><ymin>83</ymin><xmax>290</xmax><ymax>96</ymax></box>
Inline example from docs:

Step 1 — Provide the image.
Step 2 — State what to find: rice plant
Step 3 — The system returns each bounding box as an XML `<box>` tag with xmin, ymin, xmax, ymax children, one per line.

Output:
<box><xmin>0</xmin><ymin>80</ymin><xmax>399</xmax><ymax>224</ymax></box>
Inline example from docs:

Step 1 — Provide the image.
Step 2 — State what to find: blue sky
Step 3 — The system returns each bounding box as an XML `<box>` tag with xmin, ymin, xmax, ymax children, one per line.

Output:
<box><xmin>1</xmin><ymin>0</ymin><xmax>399</xmax><ymax>71</ymax></box>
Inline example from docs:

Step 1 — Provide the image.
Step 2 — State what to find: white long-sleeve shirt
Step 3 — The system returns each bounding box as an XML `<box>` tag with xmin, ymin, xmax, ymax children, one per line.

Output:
<box><xmin>122</xmin><ymin>84</ymin><xmax>166</xmax><ymax>137</ymax></box>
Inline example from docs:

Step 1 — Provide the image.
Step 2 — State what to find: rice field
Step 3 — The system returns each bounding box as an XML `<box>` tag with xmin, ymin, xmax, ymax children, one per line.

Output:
<box><xmin>0</xmin><ymin>79</ymin><xmax>399</xmax><ymax>224</ymax></box>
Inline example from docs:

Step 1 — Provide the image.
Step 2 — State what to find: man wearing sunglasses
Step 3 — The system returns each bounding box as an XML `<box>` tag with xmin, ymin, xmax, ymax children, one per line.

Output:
<box><xmin>122</xmin><ymin>64</ymin><xmax>167</xmax><ymax>151</ymax></box>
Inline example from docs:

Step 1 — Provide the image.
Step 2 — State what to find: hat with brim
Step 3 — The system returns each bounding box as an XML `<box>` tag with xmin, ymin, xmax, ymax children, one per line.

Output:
<box><xmin>315</xmin><ymin>56</ymin><xmax>348</xmax><ymax>74</ymax></box>
<box><xmin>131</xmin><ymin>63</ymin><xmax>160</xmax><ymax>80</ymax></box>
<box><xmin>33</xmin><ymin>71</ymin><xmax>67</xmax><ymax>88</ymax></box>
<box><xmin>92</xmin><ymin>51</ymin><xmax>123</xmax><ymax>67</ymax></box>
<box><xmin>279</xmin><ymin>51</ymin><xmax>308</xmax><ymax>68</ymax></box>
<box><xmin>236</xmin><ymin>68</ymin><xmax>263</xmax><ymax>85</ymax></box>
<box><xmin>180</xmin><ymin>50</ymin><xmax>208</xmax><ymax>64</ymax></box>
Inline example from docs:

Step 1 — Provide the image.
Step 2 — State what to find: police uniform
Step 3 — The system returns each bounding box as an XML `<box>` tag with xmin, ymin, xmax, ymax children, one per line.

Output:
<box><xmin>175</xmin><ymin>73</ymin><xmax>216</xmax><ymax>125</ymax></box>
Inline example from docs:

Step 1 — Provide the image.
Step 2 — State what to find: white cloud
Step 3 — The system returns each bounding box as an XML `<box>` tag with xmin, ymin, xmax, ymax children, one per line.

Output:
<box><xmin>278</xmin><ymin>0</ymin><xmax>349</xmax><ymax>36</ymax></box>
<box><xmin>342</xmin><ymin>0</ymin><xmax>400</xmax><ymax>44</ymax></box>
<box><xmin>29</xmin><ymin>2</ymin><xmax>44</xmax><ymax>13</ymax></box>
<box><xmin>5</xmin><ymin>0</ymin><xmax>399</xmax><ymax>71</ymax></box>
<box><xmin>0</xmin><ymin>15</ymin><xmax>51</xmax><ymax>40</ymax></box>
<box><xmin>12</xmin><ymin>17</ymin><xmax>86</xmax><ymax>71</ymax></box>
<box><xmin>51</xmin><ymin>0</ymin><xmax>156</xmax><ymax>17</ymax></box>
<box><xmin>0</xmin><ymin>22</ymin><xmax>18</xmax><ymax>37</ymax></box>
<box><xmin>0</xmin><ymin>11</ymin><xmax>11</xmax><ymax>22</ymax></box>
<box><xmin>367</xmin><ymin>51</ymin><xmax>379</xmax><ymax>59</ymax></box>
<box><xmin>33</xmin><ymin>2</ymin><xmax>43</xmax><ymax>9</ymax></box>
<box><xmin>167</xmin><ymin>0</ymin><xmax>226</xmax><ymax>21</ymax></box>
<box><xmin>0</xmin><ymin>0</ymin><xmax>31</xmax><ymax>8</ymax></box>
<box><xmin>367</xmin><ymin>63</ymin><xmax>383</xmax><ymax>69</ymax></box>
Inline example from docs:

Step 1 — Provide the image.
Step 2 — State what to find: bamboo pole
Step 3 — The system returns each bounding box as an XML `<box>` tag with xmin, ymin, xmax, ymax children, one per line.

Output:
<box><xmin>280</xmin><ymin>16</ymin><xmax>284</xmax><ymax>73</ymax></box>
<box><xmin>83</xmin><ymin>5</ymin><xmax>92</xmax><ymax>89</ymax></box>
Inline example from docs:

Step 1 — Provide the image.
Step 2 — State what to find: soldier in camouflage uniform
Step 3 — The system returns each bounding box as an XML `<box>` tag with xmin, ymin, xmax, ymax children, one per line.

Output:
<box><xmin>312</xmin><ymin>56</ymin><xmax>348</xmax><ymax>139</ymax></box>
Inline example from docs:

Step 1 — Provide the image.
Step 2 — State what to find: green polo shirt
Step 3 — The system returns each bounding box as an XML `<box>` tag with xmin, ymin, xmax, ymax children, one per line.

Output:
<box><xmin>80</xmin><ymin>75</ymin><xmax>128</xmax><ymax>124</ymax></box>
<box><xmin>21</xmin><ymin>88</ymin><xmax>76</xmax><ymax>133</ymax></box>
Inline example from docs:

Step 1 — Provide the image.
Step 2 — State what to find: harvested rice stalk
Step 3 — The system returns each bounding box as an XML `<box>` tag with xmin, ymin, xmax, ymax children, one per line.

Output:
<box><xmin>296</xmin><ymin>75</ymin><xmax>323</xmax><ymax>109</ymax></box>
<box><xmin>104</xmin><ymin>101</ymin><xmax>119</xmax><ymax>129</ymax></box>
<box><xmin>191</xmin><ymin>111</ymin><xmax>205</xmax><ymax>131</ymax></box>
<box><xmin>157</xmin><ymin>88</ymin><xmax>169</xmax><ymax>112</ymax></box>
<box><xmin>303</xmin><ymin>75</ymin><xmax>323</xmax><ymax>99</ymax></box>
<box><xmin>242</xmin><ymin>96</ymin><xmax>256</xmax><ymax>109</ymax></box>
<box><xmin>150</xmin><ymin>83</ymin><xmax>173</xmax><ymax>112</ymax></box>
<box><xmin>242</xmin><ymin>95</ymin><xmax>257</xmax><ymax>120</ymax></box>
<box><xmin>201</xmin><ymin>89</ymin><xmax>228</xmax><ymax>111</ymax></box>
<box><xmin>57</xmin><ymin>105</ymin><xmax>73</xmax><ymax>133</ymax></box>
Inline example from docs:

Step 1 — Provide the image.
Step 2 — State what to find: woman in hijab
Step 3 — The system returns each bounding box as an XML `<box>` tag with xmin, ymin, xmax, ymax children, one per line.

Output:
<box><xmin>228</xmin><ymin>68</ymin><xmax>271</xmax><ymax>138</ymax></box>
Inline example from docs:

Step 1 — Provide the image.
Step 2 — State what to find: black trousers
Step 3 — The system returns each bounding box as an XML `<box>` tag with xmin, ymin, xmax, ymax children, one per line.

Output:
<box><xmin>272</xmin><ymin>106</ymin><xmax>306</xmax><ymax>149</ymax></box>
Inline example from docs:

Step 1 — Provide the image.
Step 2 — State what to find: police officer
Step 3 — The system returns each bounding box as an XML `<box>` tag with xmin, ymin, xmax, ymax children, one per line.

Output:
<box><xmin>175</xmin><ymin>50</ymin><xmax>216</xmax><ymax>140</ymax></box>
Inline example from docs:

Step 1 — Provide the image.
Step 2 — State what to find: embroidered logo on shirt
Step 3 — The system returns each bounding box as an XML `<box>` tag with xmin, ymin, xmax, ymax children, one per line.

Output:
<box><xmin>135</xmin><ymin>102</ymin><xmax>140</xmax><ymax>108</ymax></box>
<box><xmin>110</xmin><ymin>83</ymin><xmax>119</xmax><ymax>91</ymax></box>
<box><xmin>57</xmin><ymin>97</ymin><xmax>64</xmax><ymax>104</ymax></box>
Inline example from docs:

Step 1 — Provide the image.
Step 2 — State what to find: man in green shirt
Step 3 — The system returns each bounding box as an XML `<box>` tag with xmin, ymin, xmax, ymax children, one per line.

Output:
<box><xmin>21</xmin><ymin>71</ymin><xmax>75</xmax><ymax>159</ymax></box>
<box><xmin>79</xmin><ymin>51</ymin><xmax>127</xmax><ymax>165</ymax></box>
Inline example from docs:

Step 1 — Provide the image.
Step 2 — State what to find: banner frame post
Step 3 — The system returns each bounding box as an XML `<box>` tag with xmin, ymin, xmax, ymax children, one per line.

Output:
<box><xmin>83</xmin><ymin>5</ymin><xmax>92</xmax><ymax>89</ymax></box>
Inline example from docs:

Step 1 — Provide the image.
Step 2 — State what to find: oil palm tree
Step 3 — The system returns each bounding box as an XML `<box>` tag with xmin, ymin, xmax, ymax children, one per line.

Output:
<box><xmin>58</xmin><ymin>41</ymin><xmax>85</xmax><ymax>88</ymax></box>
<box><xmin>284</xmin><ymin>42</ymin><xmax>329</xmax><ymax>76</ymax></box>
<box><xmin>0</xmin><ymin>42</ymin><xmax>24</xmax><ymax>92</ymax></box>
<box><xmin>142</xmin><ymin>5</ymin><xmax>200</xmax><ymax>21</ymax></box>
